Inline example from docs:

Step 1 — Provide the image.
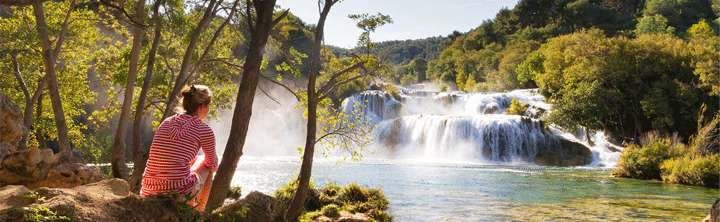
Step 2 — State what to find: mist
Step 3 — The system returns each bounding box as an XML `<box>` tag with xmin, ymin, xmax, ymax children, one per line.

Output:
<box><xmin>208</xmin><ymin>84</ymin><xmax>307</xmax><ymax>158</ymax></box>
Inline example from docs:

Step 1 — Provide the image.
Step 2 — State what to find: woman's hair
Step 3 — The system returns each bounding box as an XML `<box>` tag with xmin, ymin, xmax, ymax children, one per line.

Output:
<box><xmin>179</xmin><ymin>85</ymin><xmax>212</xmax><ymax>115</ymax></box>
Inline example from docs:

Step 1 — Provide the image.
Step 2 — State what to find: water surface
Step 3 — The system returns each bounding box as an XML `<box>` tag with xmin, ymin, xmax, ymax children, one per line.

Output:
<box><xmin>231</xmin><ymin>157</ymin><xmax>719</xmax><ymax>222</ymax></box>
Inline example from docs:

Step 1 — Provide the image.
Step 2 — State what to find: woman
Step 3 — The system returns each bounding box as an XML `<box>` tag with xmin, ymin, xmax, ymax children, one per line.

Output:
<box><xmin>141</xmin><ymin>85</ymin><xmax>218</xmax><ymax>211</ymax></box>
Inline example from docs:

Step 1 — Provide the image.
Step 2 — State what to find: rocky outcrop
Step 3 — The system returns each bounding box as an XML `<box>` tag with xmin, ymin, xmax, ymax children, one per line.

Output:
<box><xmin>534</xmin><ymin>138</ymin><xmax>593</xmax><ymax>167</ymax></box>
<box><xmin>0</xmin><ymin>93</ymin><xmax>25</xmax><ymax>160</ymax></box>
<box><xmin>0</xmin><ymin>93</ymin><xmax>103</xmax><ymax>189</ymax></box>
<box><xmin>0</xmin><ymin>179</ymin><xmax>204</xmax><ymax>222</ymax></box>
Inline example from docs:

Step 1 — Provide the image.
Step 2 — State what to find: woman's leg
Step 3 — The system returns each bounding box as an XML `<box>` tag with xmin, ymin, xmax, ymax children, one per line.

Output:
<box><xmin>190</xmin><ymin>155</ymin><xmax>213</xmax><ymax>212</ymax></box>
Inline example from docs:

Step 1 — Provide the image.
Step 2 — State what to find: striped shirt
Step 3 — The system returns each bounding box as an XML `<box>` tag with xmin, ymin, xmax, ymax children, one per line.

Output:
<box><xmin>140</xmin><ymin>114</ymin><xmax>218</xmax><ymax>196</ymax></box>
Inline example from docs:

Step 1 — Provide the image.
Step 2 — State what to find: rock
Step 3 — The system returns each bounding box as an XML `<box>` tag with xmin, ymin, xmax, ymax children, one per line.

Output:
<box><xmin>705</xmin><ymin>199</ymin><xmax>720</xmax><ymax>222</ymax></box>
<box><xmin>0</xmin><ymin>185</ymin><xmax>32</xmax><ymax>211</ymax></box>
<box><xmin>0</xmin><ymin>93</ymin><xmax>25</xmax><ymax>159</ymax></box>
<box><xmin>0</xmin><ymin>148</ymin><xmax>57</xmax><ymax>186</ymax></box>
<box><xmin>0</xmin><ymin>179</ymin><xmax>204</xmax><ymax>222</ymax></box>
<box><xmin>336</xmin><ymin>211</ymin><xmax>370</xmax><ymax>222</ymax></box>
<box><xmin>534</xmin><ymin>138</ymin><xmax>593</xmax><ymax>167</ymax></box>
<box><xmin>31</xmin><ymin>163</ymin><xmax>104</xmax><ymax>188</ymax></box>
<box><xmin>210</xmin><ymin>191</ymin><xmax>285</xmax><ymax>222</ymax></box>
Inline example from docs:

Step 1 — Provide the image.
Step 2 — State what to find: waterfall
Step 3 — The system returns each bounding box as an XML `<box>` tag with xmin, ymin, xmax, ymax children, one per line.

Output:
<box><xmin>340</xmin><ymin>86</ymin><xmax>622</xmax><ymax>166</ymax></box>
<box><xmin>376</xmin><ymin>114</ymin><xmax>554</xmax><ymax>162</ymax></box>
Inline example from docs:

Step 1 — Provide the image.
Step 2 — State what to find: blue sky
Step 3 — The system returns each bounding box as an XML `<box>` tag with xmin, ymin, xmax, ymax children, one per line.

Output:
<box><xmin>277</xmin><ymin>0</ymin><xmax>520</xmax><ymax>48</ymax></box>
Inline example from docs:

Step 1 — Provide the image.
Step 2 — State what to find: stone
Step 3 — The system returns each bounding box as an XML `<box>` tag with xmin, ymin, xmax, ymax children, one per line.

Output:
<box><xmin>336</xmin><ymin>211</ymin><xmax>370</xmax><ymax>222</ymax></box>
<box><xmin>0</xmin><ymin>93</ymin><xmax>24</xmax><ymax>146</ymax></box>
<box><xmin>534</xmin><ymin>138</ymin><xmax>593</xmax><ymax>167</ymax></box>
<box><xmin>0</xmin><ymin>185</ymin><xmax>32</xmax><ymax>211</ymax></box>
<box><xmin>31</xmin><ymin>163</ymin><xmax>104</xmax><ymax>189</ymax></box>
<box><xmin>0</xmin><ymin>148</ymin><xmax>57</xmax><ymax>186</ymax></box>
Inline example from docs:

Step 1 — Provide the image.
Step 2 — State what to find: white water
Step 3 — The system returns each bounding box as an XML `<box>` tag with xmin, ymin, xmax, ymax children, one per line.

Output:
<box><xmin>340</xmin><ymin>86</ymin><xmax>622</xmax><ymax>167</ymax></box>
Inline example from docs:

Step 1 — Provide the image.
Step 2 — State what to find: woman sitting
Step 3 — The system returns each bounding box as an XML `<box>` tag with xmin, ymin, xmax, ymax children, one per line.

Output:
<box><xmin>141</xmin><ymin>85</ymin><xmax>218</xmax><ymax>211</ymax></box>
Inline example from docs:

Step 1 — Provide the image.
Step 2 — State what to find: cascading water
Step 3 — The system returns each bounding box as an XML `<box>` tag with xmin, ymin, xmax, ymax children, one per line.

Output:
<box><xmin>340</xmin><ymin>86</ymin><xmax>622</xmax><ymax>167</ymax></box>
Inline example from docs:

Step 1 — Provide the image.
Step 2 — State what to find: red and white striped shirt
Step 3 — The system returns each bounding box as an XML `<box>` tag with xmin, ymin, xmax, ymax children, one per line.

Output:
<box><xmin>140</xmin><ymin>114</ymin><xmax>218</xmax><ymax>196</ymax></box>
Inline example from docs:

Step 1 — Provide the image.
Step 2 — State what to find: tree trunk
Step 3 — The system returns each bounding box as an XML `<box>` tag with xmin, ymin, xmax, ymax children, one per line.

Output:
<box><xmin>10</xmin><ymin>52</ymin><xmax>32</xmax><ymax>149</ymax></box>
<box><xmin>129</xmin><ymin>0</ymin><xmax>162</xmax><ymax>191</ymax></box>
<box><xmin>285</xmin><ymin>1</ymin><xmax>333</xmax><ymax>220</ymax></box>
<box><xmin>205</xmin><ymin>0</ymin><xmax>279</xmax><ymax>210</ymax></box>
<box><xmin>110</xmin><ymin>0</ymin><xmax>146</xmax><ymax>179</ymax></box>
<box><xmin>32</xmin><ymin>1</ymin><xmax>72</xmax><ymax>156</ymax></box>
<box><xmin>35</xmin><ymin>91</ymin><xmax>46</xmax><ymax>148</ymax></box>
<box><xmin>161</xmin><ymin>0</ymin><xmax>218</xmax><ymax>120</ymax></box>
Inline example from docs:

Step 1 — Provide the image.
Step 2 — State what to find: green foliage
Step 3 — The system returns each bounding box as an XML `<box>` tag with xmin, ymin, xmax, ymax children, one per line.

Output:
<box><xmin>661</xmin><ymin>154</ymin><xmax>720</xmax><ymax>188</ymax></box>
<box><xmin>613</xmin><ymin>136</ymin><xmax>684</xmax><ymax>180</ymax></box>
<box><xmin>278</xmin><ymin>181</ymin><xmax>392</xmax><ymax>222</ymax></box>
<box><xmin>635</xmin><ymin>14</ymin><xmax>676</xmax><ymax>35</ymax></box>
<box><xmin>22</xmin><ymin>205</ymin><xmax>70</xmax><ymax>222</ymax></box>
<box><xmin>320</xmin><ymin>204</ymin><xmax>340</xmax><ymax>218</ymax></box>
<box><xmin>529</xmin><ymin>29</ymin><xmax>717</xmax><ymax>140</ymax></box>
<box><xmin>506</xmin><ymin>98</ymin><xmax>529</xmax><ymax>116</ymax></box>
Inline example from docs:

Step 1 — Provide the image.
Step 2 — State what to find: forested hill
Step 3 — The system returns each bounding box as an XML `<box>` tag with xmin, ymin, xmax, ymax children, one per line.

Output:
<box><xmin>425</xmin><ymin>0</ymin><xmax>717</xmax><ymax>91</ymax></box>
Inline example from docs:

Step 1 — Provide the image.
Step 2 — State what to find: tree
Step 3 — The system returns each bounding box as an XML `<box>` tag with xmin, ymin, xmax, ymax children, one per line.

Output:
<box><xmin>128</xmin><ymin>0</ymin><xmax>164</xmax><ymax>191</ymax></box>
<box><xmin>109</xmin><ymin>0</ymin><xmax>148</xmax><ymax>179</ymax></box>
<box><xmin>205</xmin><ymin>0</ymin><xmax>288</xmax><ymax>210</ymax></box>
<box><xmin>635</xmin><ymin>14</ymin><xmax>675</xmax><ymax>35</ymax></box>
<box><xmin>160</xmin><ymin>0</ymin><xmax>221</xmax><ymax>119</ymax></box>
<box><xmin>283</xmin><ymin>2</ymin><xmax>390</xmax><ymax>219</ymax></box>
<box><xmin>30</xmin><ymin>0</ymin><xmax>73</xmax><ymax>158</ymax></box>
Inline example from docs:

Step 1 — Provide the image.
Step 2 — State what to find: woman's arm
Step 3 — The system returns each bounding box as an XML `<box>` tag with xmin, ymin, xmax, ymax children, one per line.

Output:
<box><xmin>199</xmin><ymin>125</ymin><xmax>218</xmax><ymax>171</ymax></box>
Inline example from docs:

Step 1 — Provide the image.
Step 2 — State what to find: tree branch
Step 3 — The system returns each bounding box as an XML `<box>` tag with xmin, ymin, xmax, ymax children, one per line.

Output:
<box><xmin>183</xmin><ymin>0</ymin><xmax>240</xmax><ymax>86</ymax></box>
<box><xmin>259</xmin><ymin>73</ymin><xmax>302</xmax><ymax>102</ymax></box>
<box><xmin>317</xmin><ymin>61</ymin><xmax>365</xmax><ymax>98</ymax></box>
<box><xmin>271</xmin><ymin>9</ymin><xmax>289</xmax><ymax>26</ymax></box>
<box><xmin>10</xmin><ymin>53</ymin><xmax>31</xmax><ymax>100</ymax></box>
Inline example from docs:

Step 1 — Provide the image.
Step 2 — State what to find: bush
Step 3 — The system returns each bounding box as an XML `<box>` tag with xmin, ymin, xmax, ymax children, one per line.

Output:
<box><xmin>613</xmin><ymin>137</ymin><xmax>683</xmax><ymax>180</ymax></box>
<box><xmin>339</xmin><ymin>183</ymin><xmax>369</xmax><ymax>203</ymax></box>
<box><xmin>506</xmin><ymin>98</ymin><xmax>529</xmax><ymax>116</ymax></box>
<box><xmin>320</xmin><ymin>204</ymin><xmax>340</xmax><ymax>218</ymax></box>
<box><xmin>273</xmin><ymin>180</ymin><xmax>321</xmax><ymax>212</ymax></box>
<box><xmin>277</xmin><ymin>181</ymin><xmax>393</xmax><ymax>221</ymax></box>
<box><xmin>661</xmin><ymin>154</ymin><xmax>720</xmax><ymax>188</ymax></box>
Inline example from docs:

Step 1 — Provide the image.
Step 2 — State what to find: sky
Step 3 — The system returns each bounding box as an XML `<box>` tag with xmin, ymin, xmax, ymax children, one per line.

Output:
<box><xmin>277</xmin><ymin>0</ymin><xmax>520</xmax><ymax>48</ymax></box>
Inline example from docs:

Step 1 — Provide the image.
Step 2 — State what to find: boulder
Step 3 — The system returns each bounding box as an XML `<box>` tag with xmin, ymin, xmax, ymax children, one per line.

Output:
<box><xmin>534</xmin><ymin>138</ymin><xmax>593</xmax><ymax>167</ymax></box>
<box><xmin>0</xmin><ymin>148</ymin><xmax>57</xmax><ymax>186</ymax></box>
<box><xmin>210</xmin><ymin>191</ymin><xmax>285</xmax><ymax>222</ymax></box>
<box><xmin>0</xmin><ymin>93</ymin><xmax>25</xmax><ymax>159</ymax></box>
<box><xmin>336</xmin><ymin>211</ymin><xmax>370</xmax><ymax>222</ymax></box>
<box><xmin>31</xmin><ymin>163</ymin><xmax>104</xmax><ymax>188</ymax></box>
<box><xmin>0</xmin><ymin>185</ymin><xmax>32</xmax><ymax>211</ymax></box>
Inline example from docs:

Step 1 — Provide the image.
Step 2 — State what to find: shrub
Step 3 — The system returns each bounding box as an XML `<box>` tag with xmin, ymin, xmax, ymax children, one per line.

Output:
<box><xmin>320</xmin><ymin>204</ymin><xmax>340</xmax><ymax>218</ymax></box>
<box><xmin>661</xmin><ymin>154</ymin><xmax>720</xmax><ymax>188</ymax></box>
<box><xmin>280</xmin><ymin>181</ymin><xmax>393</xmax><ymax>221</ymax></box>
<box><xmin>613</xmin><ymin>137</ymin><xmax>683</xmax><ymax>180</ymax></box>
<box><xmin>506</xmin><ymin>98</ymin><xmax>529</xmax><ymax>115</ymax></box>
<box><xmin>318</xmin><ymin>182</ymin><xmax>342</xmax><ymax>206</ymax></box>
<box><xmin>339</xmin><ymin>183</ymin><xmax>369</xmax><ymax>203</ymax></box>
